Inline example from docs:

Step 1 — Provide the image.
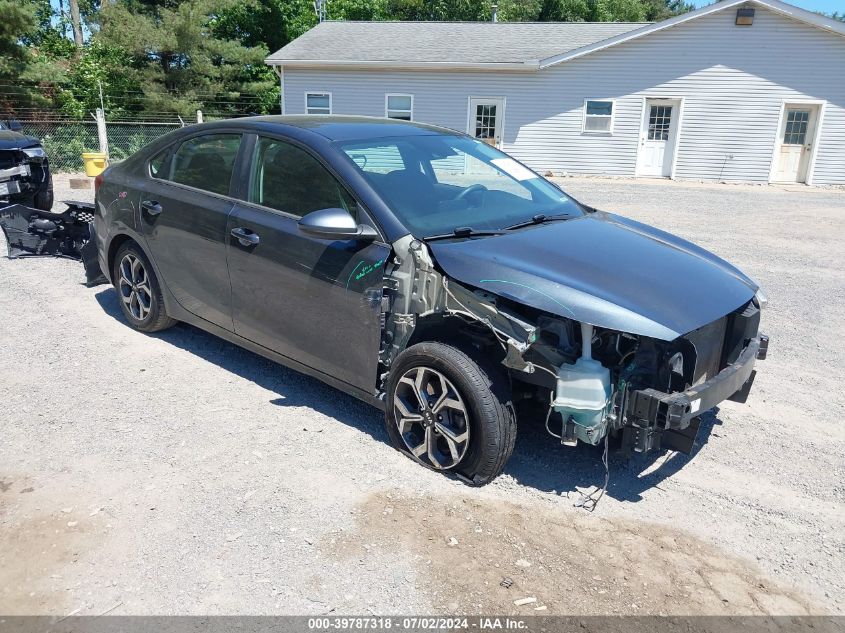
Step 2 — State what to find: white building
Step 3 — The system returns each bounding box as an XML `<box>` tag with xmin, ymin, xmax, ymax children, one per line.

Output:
<box><xmin>265</xmin><ymin>0</ymin><xmax>845</xmax><ymax>186</ymax></box>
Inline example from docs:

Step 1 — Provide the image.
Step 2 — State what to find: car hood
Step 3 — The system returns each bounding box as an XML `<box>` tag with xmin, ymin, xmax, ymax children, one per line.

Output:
<box><xmin>428</xmin><ymin>211</ymin><xmax>757</xmax><ymax>341</ymax></box>
<box><xmin>0</xmin><ymin>130</ymin><xmax>40</xmax><ymax>150</ymax></box>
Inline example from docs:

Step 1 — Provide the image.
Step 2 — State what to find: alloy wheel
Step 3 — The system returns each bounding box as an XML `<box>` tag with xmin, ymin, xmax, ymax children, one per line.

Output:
<box><xmin>118</xmin><ymin>253</ymin><xmax>152</xmax><ymax>321</ymax></box>
<box><xmin>394</xmin><ymin>366</ymin><xmax>470</xmax><ymax>470</ymax></box>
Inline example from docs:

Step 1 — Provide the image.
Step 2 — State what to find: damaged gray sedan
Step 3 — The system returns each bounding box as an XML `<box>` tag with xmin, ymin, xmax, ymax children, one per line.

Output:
<box><xmin>91</xmin><ymin>116</ymin><xmax>767</xmax><ymax>485</ymax></box>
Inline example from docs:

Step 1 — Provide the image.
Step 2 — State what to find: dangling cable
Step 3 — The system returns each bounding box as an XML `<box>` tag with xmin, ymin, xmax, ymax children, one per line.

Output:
<box><xmin>573</xmin><ymin>430</ymin><xmax>610</xmax><ymax>512</ymax></box>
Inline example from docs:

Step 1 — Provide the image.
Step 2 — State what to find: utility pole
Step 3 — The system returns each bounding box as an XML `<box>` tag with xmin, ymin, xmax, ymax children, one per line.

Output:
<box><xmin>314</xmin><ymin>0</ymin><xmax>327</xmax><ymax>22</ymax></box>
<box><xmin>69</xmin><ymin>0</ymin><xmax>84</xmax><ymax>47</ymax></box>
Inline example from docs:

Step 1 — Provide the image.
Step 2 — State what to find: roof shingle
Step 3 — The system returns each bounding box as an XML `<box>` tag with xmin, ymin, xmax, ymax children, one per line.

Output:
<box><xmin>265</xmin><ymin>21</ymin><xmax>650</xmax><ymax>66</ymax></box>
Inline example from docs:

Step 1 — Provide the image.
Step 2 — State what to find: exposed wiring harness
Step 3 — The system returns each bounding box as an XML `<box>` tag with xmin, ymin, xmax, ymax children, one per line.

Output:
<box><xmin>444</xmin><ymin>285</ymin><xmax>509</xmax><ymax>353</ymax></box>
<box><xmin>572</xmin><ymin>430</ymin><xmax>610</xmax><ymax>513</ymax></box>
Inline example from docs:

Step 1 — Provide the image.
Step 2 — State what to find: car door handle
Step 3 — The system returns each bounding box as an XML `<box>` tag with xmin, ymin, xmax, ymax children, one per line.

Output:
<box><xmin>231</xmin><ymin>227</ymin><xmax>260</xmax><ymax>247</ymax></box>
<box><xmin>141</xmin><ymin>200</ymin><xmax>163</xmax><ymax>216</ymax></box>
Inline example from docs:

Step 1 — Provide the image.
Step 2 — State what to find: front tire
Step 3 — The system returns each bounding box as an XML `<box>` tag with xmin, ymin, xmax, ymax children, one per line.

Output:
<box><xmin>33</xmin><ymin>182</ymin><xmax>53</xmax><ymax>212</ymax></box>
<box><xmin>112</xmin><ymin>242</ymin><xmax>176</xmax><ymax>333</ymax></box>
<box><xmin>386</xmin><ymin>341</ymin><xmax>516</xmax><ymax>486</ymax></box>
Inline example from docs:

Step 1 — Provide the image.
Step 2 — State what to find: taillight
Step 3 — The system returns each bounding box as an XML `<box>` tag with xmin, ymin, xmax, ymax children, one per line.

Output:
<box><xmin>94</xmin><ymin>174</ymin><xmax>104</xmax><ymax>194</ymax></box>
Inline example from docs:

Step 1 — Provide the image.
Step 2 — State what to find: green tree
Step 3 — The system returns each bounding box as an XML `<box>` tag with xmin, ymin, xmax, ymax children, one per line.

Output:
<box><xmin>641</xmin><ymin>0</ymin><xmax>695</xmax><ymax>21</ymax></box>
<box><xmin>495</xmin><ymin>0</ymin><xmax>691</xmax><ymax>21</ymax></box>
<box><xmin>590</xmin><ymin>0</ymin><xmax>648</xmax><ymax>21</ymax></box>
<box><xmin>54</xmin><ymin>40</ymin><xmax>144</xmax><ymax>118</ymax></box>
<box><xmin>214</xmin><ymin>0</ymin><xmax>315</xmax><ymax>54</ymax></box>
<box><xmin>386</xmin><ymin>0</ymin><xmax>491</xmax><ymax>21</ymax></box>
<box><xmin>96</xmin><ymin>0</ymin><xmax>276</xmax><ymax>116</ymax></box>
<box><xmin>0</xmin><ymin>1</ymin><xmax>35</xmax><ymax>72</ymax></box>
<box><xmin>0</xmin><ymin>1</ymin><xmax>62</xmax><ymax>113</ymax></box>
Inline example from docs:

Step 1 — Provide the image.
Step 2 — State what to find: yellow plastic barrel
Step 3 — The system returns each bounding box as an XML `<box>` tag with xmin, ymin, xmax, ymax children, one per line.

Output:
<box><xmin>81</xmin><ymin>152</ymin><xmax>108</xmax><ymax>177</ymax></box>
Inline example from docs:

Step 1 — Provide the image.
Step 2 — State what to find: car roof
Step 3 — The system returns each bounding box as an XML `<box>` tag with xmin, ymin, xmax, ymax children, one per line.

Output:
<box><xmin>193</xmin><ymin>115</ymin><xmax>461</xmax><ymax>143</ymax></box>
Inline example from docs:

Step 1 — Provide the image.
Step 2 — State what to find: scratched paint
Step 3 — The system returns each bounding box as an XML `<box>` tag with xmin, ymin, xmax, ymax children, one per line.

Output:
<box><xmin>479</xmin><ymin>279</ymin><xmax>576</xmax><ymax>317</ymax></box>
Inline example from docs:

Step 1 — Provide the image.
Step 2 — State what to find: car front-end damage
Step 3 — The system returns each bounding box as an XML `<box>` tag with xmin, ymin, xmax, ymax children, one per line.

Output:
<box><xmin>377</xmin><ymin>224</ymin><xmax>767</xmax><ymax>458</ymax></box>
<box><xmin>0</xmin><ymin>130</ymin><xmax>53</xmax><ymax>211</ymax></box>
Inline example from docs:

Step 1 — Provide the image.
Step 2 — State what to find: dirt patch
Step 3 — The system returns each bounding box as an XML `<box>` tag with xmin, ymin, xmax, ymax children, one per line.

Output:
<box><xmin>327</xmin><ymin>490</ymin><xmax>821</xmax><ymax>616</ymax></box>
<box><xmin>0</xmin><ymin>475</ymin><xmax>106</xmax><ymax>614</ymax></box>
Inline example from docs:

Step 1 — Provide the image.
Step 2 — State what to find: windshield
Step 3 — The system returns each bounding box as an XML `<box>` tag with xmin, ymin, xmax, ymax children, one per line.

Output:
<box><xmin>337</xmin><ymin>134</ymin><xmax>583</xmax><ymax>238</ymax></box>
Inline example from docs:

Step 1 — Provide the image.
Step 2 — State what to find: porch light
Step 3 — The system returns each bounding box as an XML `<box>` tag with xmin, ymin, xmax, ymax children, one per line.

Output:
<box><xmin>735</xmin><ymin>7</ymin><xmax>755</xmax><ymax>25</ymax></box>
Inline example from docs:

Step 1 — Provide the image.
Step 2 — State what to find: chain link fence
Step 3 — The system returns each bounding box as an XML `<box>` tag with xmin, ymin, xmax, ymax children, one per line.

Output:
<box><xmin>106</xmin><ymin>121</ymin><xmax>183</xmax><ymax>163</ymax></box>
<box><xmin>18</xmin><ymin>120</ymin><xmax>99</xmax><ymax>173</ymax></box>
<box><xmin>17</xmin><ymin>117</ymin><xmax>188</xmax><ymax>173</ymax></box>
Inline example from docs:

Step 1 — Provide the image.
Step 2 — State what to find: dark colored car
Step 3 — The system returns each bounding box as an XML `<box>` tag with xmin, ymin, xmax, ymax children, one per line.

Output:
<box><xmin>93</xmin><ymin>116</ymin><xmax>767</xmax><ymax>485</ymax></box>
<box><xmin>0</xmin><ymin>120</ymin><xmax>53</xmax><ymax>211</ymax></box>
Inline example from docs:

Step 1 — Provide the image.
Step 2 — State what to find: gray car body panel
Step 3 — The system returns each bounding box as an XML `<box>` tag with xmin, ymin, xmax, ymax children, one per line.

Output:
<box><xmin>429</xmin><ymin>211</ymin><xmax>757</xmax><ymax>341</ymax></box>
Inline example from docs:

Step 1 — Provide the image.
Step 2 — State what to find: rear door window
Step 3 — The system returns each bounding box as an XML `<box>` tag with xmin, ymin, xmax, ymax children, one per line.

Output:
<box><xmin>149</xmin><ymin>147</ymin><xmax>171</xmax><ymax>178</ymax></box>
<box><xmin>167</xmin><ymin>134</ymin><xmax>241</xmax><ymax>196</ymax></box>
<box><xmin>249</xmin><ymin>136</ymin><xmax>357</xmax><ymax>218</ymax></box>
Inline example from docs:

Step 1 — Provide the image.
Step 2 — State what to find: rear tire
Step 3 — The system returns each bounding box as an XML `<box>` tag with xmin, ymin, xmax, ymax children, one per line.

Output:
<box><xmin>386</xmin><ymin>341</ymin><xmax>516</xmax><ymax>486</ymax></box>
<box><xmin>112</xmin><ymin>242</ymin><xmax>176</xmax><ymax>333</ymax></box>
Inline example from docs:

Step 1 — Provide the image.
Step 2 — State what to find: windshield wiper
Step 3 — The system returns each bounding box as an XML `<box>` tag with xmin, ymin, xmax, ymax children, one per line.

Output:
<box><xmin>502</xmin><ymin>213</ymin><xmax>576</xmax><ymax>231</ymax></box>
<box><xmin>423</xmin><ymin>226</ymin><xmax>506</xmax><ymax>242</ymax></box>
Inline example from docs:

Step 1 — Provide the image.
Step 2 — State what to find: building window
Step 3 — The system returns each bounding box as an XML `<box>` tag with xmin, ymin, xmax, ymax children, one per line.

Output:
<box><xmin>647</xmin><ymin>105</ymin><xmax>673</xmax><ymax>140</ymax></box>
<box><xmin>783</xmin><ymin>109</ymin><xmax>810</xmax><ymax>145</ymax></box>
<box><xmin>582</xmin><ymin>99</ymin><xmax>615</xmax><ymax>134</ymax></box>
<box><xmin>385</xmin><ymin>94</ymin><xmax>413</xmax><ymax>120</ymax></box>
<box><xmin>306</xmin><ymin>92</ymin><xmax>331</xmax><ymax>115</ymax></box>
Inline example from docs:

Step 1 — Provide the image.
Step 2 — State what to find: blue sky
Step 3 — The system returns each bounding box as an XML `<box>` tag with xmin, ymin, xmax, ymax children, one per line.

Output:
<box><xmin>694</xmin><ymin>0</ymin><xmax>843</xmax><ymax>12</ymax></box>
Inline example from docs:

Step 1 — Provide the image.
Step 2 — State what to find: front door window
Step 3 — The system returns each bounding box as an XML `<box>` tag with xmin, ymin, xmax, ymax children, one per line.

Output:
<box><xmin>475</xmin><ymin>104</ymin><xmax>497</xmax><ymax>143</ymax></box>
<box><xmin>468</xmin><ymin>98</ymin><xmax>504</xmax><ymax>148</ymax></box>
<box><xmin>249</xmin><ymin>137</ymin><xmax>357</xmax><ymax>218</ymax></box>
<box><xmin>647</xmin><ymin>105</ymin><xmax>673</xmax><ymax>141</ymax></box>
<box><xmin>783</xmin><ymin>109</ymin><xmax>810</xmax><ymax>145</ymax></box>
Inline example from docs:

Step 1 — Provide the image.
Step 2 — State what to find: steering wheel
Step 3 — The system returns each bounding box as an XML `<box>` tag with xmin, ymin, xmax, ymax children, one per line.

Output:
<box><xmin>455</xmin><ymin>183</ymin><xmax>488</xmax><ymax>203</ymax></box>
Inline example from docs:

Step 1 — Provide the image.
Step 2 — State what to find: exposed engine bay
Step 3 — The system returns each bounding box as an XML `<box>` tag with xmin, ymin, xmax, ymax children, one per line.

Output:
<box><xmin>0</xmin><ymin>125</ymin><xmax>53</xmax><ymax>211</ymax></box>
<box><xmin>378</xmin><ymin>236</ymin><xmax>768</xmax><ymax>456</ymax></box>
<box><xmin>0</xmin><ymin>202</ymin><xmax>107</xmax><ymax>286</ymax></box>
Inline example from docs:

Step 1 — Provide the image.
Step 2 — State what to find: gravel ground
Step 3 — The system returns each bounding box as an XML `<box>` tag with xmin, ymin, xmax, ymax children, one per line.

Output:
<box><xmin>1</xmin><ymin>174</ymin><xmax>843</xmax><ymax>616</ymax></box>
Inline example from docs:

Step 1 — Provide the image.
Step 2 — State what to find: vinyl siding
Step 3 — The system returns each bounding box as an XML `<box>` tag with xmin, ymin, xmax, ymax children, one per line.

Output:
<box><xmin>282</xmin><ymin>6</ymin><xmax>845</xmax><ymax>185</ymax></box>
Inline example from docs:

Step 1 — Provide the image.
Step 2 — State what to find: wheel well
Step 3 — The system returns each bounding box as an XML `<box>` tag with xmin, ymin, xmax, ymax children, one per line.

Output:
<box><xmin>107</xmin><ymin>234</ymin><xmax>134</xmax><ymax>278</ymax></box>
<box><xmin>406</xmin><ymin>314</ymin><xmax>458</xmax><ymax>348</ymax></box>
<box><xmin>406</xmin><ymin>314</ymin><xmax>504</xmax><ymax>363</ymax></box>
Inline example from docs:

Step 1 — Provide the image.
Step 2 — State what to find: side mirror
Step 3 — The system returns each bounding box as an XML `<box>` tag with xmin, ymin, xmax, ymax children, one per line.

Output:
<box><xmin>298</xmin><ymin>208</ymin><xmax>378</xmax><ymax>241</ymax></box>
<box><xmin>8</xmin><ymin>120</ymin><xmax>22</xmax><ymax>132</ymax></box>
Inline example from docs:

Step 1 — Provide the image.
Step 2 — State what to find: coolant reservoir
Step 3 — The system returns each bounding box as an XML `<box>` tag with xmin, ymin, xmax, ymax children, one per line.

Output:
<box><xmin>553</xmin><ymin>324</ymin><xmax>611</xmax><ymax>445</ymax></box>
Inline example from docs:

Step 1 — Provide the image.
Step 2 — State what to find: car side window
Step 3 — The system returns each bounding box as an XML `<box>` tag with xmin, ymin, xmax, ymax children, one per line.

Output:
<box><xmin>167</xmin><ymin>134</ymin><xmax>241</xmax><ymax>196</ymax></box>
<box><xmin>149</xmin><ymin>147</ymin><xmax>170</xmax><ymax>178</ymax></box>
<box><xmin>250</xmin><ymin>137</ymin><xmax>357</xmax><ymax>219</ymax></box>
<box><xmin>343</xmin><ymin>144</ymin><xmax>406</xmax><ymax>174</ymax></box>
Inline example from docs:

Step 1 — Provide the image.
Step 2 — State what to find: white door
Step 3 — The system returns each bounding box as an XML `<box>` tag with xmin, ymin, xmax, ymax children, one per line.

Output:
<box><xmin>773</xmin><ymin>105</ymin><xmax>818</xmax><ymax>183</ymax></box>
<box><xmin>637</xmin><ymin>99</ymin><xmax>680</xmax><ymax>177</ymax></box>
<box><xmin>468</xmin><ymin>97</ymin><xmax>504</xmax><ymax>148</ymax></box>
